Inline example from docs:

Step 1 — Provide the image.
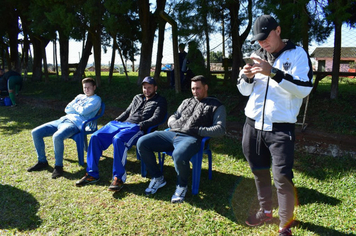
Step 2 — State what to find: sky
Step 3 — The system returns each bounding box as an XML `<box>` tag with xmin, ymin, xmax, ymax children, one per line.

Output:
<box><xmin>43</xmin><ymin>24</ymin><xmax>355</xmax><ymax>67</ymax></box>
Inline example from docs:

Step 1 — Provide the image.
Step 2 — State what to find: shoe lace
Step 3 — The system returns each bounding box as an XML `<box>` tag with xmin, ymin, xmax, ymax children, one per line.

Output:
<box><xmin>279</xmin><ymin>228</ymin><xmax>292</xmax><ymax>236</ymax></box>
<box><xmin>112</xmin><ymin>177</ymin><xmax>122</xmax><ymax>185</ymax></box>
<box><xmin>149</xmin><ymin>177</ymin><xmax>162</xmax><ymax>189</ymax></box>
<box><xmin>256</xmin><ymin>209</ymin><xmax>268</xmax><ymax>220</ymax></box>
<box><xmin>174</xmin><ymin>186</ymin><xmax>187</xmax><ymax>197</ymax></box>
<box><xmin>85</xmin><ymin>174</ymin><xmax>94</xmax><ymax>181</ymax></box>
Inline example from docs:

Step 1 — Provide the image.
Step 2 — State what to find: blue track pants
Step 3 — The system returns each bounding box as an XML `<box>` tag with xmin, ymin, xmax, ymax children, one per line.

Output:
<box><xmin>86</xmin><ymin>121</ymin><xmax>143</xmax><ymax>182</ymax></box>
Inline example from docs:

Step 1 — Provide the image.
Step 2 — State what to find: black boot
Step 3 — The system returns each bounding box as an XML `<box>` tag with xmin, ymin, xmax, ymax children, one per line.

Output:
<box><xmin>52</xmin><ymin>166</ymin><xmax>64</xmax><ymax>179</ymax></box>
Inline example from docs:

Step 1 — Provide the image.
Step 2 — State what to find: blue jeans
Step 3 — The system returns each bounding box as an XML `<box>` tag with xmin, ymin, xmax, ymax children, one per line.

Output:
<box><xmin>137</xmin><ymin>131</ymin><xmax>201</xmax><ymax>187</ymax></box>
<box><xmin>86</xmin><ymin>121</ymin><xmax>143</xmax><ymax>181</ymax></box>
<box><xmin>31</xmin><ymin>118</ymin><xmax>79</xmax><ymax>167</ymax></box>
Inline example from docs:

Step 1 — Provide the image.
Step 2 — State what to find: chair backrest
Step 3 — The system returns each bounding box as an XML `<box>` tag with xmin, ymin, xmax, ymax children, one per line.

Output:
<box><xmin>83</xmin><ymin>102</ymin><xmax>106</xmax><ymax>133</ymax></box>
<box><xmin>146</xmin><ymin>112</ymin><xmax>168</xmax><ymax>134</ymax></box>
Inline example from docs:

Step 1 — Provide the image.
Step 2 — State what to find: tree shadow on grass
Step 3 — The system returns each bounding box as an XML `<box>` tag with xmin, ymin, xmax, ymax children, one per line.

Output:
<box><xmin>294</xmin><ymin>150</ymin><xmax>356</xmax><ymax>181</ymax></box>
<box><xmin>0</xmin><ymin>184</ymin><xmax>42</xmax><ymax>231</ymax></box>
<box><xmin>296</xmin><ymin>221</ymin><xmax>356</xmax><ymax>236</ymax></box>
<box><xmin>109</xmin><ymin>156</ymin><xmax>243</xmax><ymax>222</ymax></box>
<box><xmin>296</xmin><ymin>186</ymin><xmax>341</xmax><ymax>206</ymax></box>
<box><xmin>62</xmin><ymin>155</ymin><xmax>115</xmax><ymax>184</ymax></box>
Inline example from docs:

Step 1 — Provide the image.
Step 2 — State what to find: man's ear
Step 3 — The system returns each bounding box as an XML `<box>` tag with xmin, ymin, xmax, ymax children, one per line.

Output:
<box><xmin>275</xmin><ymin>26</ymin><xmax>281</xmax><ymax>36</ymax></box>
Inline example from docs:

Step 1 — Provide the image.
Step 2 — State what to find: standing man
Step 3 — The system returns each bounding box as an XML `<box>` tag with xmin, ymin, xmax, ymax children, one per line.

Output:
<box><xmin>28</xmin><ymin>78</ymin><xmax>102</xmax><ymax>179</ymax></box>
<box><xmin>237</xmin><ymin>15</ymin><xmax>313</xmax><ymax>236</ymax></box>
<box><xmin>76</xmin><ymin>77</ymin><xmax>167</xmax><ymax>192</ymax></box>
<box><xmin>182</xmin><ymin>41</ymin><xmax>207</xmax><ymax>88</ymax></box>
<box><xmin>137</xmin><ymin>75</ymin><xmax>226</xmax><ymax>203</ymax></box>
<box><xmin>170</xmin><ymin>43</ymin><xmax>187</xmax><ymax>88</ymax></box>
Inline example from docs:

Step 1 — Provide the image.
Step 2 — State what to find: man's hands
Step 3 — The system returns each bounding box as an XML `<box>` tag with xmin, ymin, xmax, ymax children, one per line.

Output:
<box><xmin>242</xmin><ymin>57</ymin><xmax>273</xmax><ymax>79</ymax></box>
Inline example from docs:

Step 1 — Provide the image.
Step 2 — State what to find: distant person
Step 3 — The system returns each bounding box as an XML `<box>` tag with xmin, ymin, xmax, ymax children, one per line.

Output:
<box><xmin>237</xmin><ymin>15</ymin><xmax>313</xmax><ymax>236</ymax></box>
<box><xmin>170</xmin><ymin>43</ymin><xmax>187</xmax><ymax>88</ymax></box>
<box><xmin>137</xmin><ymin>75</ymin><xmax>226</xmax><ymax>203</ymax></box>
<box><xmin>0</xmin><ymin>68</ymin><xmax>23</xmax><ymax>106</ymax></box>
<box><xmin>28</xmin><ymin>78</ymin><xmax>102</xmax><ymax>179</ymax></box>
<box><xmin>76</xmin><ymin>77</ymin><xmax>167</xmax><ymax>192</ymax></box>
<box><xmin>182</xmin><ymin>41</ymin><xmax>207</xmax><ymax>88</ymax></box>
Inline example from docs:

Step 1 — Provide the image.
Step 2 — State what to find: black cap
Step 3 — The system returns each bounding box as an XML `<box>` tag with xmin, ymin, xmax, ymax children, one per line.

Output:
<box><xmin>251</xmin><ymin>15</ymin><xmax>279</xmax><ymax>44</ymax></box>
<box><xmin>141</xmin><ymin>76</ymin><xmax>156</xmax><ymax>85</ymax></box>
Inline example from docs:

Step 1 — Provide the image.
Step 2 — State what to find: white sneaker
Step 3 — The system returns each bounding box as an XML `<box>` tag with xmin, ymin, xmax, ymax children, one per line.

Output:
<box><xmin>145</xmin><ymin>176</ymin><xmax>166</xmax><ymax>194</ymax></box>
<box><xmin>171</xmin><ymin>185</ymin><xmax>187</xmax><ymax>203</ymax></box>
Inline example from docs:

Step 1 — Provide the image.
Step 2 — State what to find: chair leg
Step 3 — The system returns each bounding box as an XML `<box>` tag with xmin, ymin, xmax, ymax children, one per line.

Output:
<box><xmin>136</xmin><ymin>149</ymin><xmax>147</xmax><ymax>177</ymax></box>
<box><xmin>75</xmin><ymin>135</ymin><xmax>85</xmax><ymax>166</ymax></box>
<box><xmin>191</xmin><ymin>152</ymin><xmax>203</xmax><ymax>195</ymax></box>
<box><xmin>206</xmin><ymin>149</ymin><xmax>212</xmax><ymax>180</ymax></box>
<box><xmin>159</xmin><ymin>153</ymin><xmax>165</xmax><ymax>173</ymax></box>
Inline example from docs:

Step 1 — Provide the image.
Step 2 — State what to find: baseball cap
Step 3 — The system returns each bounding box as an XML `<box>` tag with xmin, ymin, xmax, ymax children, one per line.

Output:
<box><xmin>251</xmin><ymin>15</ymin><xmax>279</xmax><ymax>44</ymax></box>
<box><xmin>141</xmin><ymin>76</ymin><xmax>156</xmax><ymax>85</ymax></box>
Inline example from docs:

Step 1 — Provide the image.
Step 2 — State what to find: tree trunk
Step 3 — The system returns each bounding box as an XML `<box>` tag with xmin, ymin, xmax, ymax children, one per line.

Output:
<box><xmin>114</xmin><ymin>40</ymin><xmax>130</xmax><ymax>82</ymax></box>
<box><xmin>21</xmin><ymin>34</ymin><xmax>30</xmax><ymax>80</ymax></box>
<box><xmin>227</xmin><ymin>0</ymin><xmax>252</xmax><ymax>85</ymax></box>
<box><xmin>54</xmin><ymin>39</ymin><xmax>59</xmax><ymax>79</ymax></box>
<box><xmin>41</xmin><ymin>39</ymin><xmax>49</xmax><ymax>83</ymax></box>
<box><xmin>301</xmin><ymin>4</ymin><xmax>310</xmax><ymax>52</ymax></box>
<box><xmin>137</xmin><ymin>0</ymin><xmax>166</xmax><ymax>85</ymax></box>
<box><xmin>31</xmin><ymin>37</ymin><xmax>43</xmax><ymax>81</ymax></box>
<box><xmin>153</xmin><ymin>19</ymin><xmax>166</xmax><ymax>83</ymax></box>
<box><xmin>202</xmin><ymin>0</ymin><xmax>210</xmax><ymax>77</ymax></box>
<box><xmin>137</xmin><ymin>0</ymin><xmax>157</xmax><ymax>84</ymax></box>
<box><xmin>109</xmin><ymin>40</ymin><xmax>116</xmax><ymax>83</ymax></box>
<box><xmin>8</xmin><ymin>9</ymin><xmax>20</xmax><ymax>71</ymax></box>
<box><xmin>59</xmin><ymin>34</ymin><xmax>69</xmax><ymax>81</ymax></box>
<box><xmin>228</xmin><ymin>1</ymin><xmax>241</xmax><ymax>85</ymax></box>
<box><xmin>330</xmin><ymin>22</ymin><xmax>342</xmax><ymax>100</ymax></box>
<box><xmin>92</xmin><ymin>29</ymin><xmax>102</xmax><ymax>86</ymax></box>
<box><xmin>74</xmin><ymin>34</ymin><xmax>93</xmax><ymax>81</ymax></box>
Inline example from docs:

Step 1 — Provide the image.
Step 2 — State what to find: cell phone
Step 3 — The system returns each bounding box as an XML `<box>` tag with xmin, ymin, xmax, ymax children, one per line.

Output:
<box><xmin>244</xmin><ymin>58</ymin><xmax>254</xmax><ymax>65</ymax></box>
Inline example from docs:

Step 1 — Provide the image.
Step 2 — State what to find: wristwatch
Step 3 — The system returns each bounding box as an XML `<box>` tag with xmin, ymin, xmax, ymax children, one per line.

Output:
<box><xmin>270</xmin><ymin>67</ymin><xmax>278</xmax><ymax>78</ymax></box>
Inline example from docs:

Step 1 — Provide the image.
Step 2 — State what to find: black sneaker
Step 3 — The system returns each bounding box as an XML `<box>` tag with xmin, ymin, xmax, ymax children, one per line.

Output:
<box><xmin>27</xmin><ymin>161</ymin><xmax>49</xmax><ymax>172</ymax></box>
<box><xmin>76</xmin><ymin>174</ymin><xmax>99</xmax><ymax>187</ymax></box>
<box><xmin>279</xmin><ymin>227</ymin><xmax>292</xmax><ymax>236</ymax></box>
<box><xmin>108</xmin><ymin>177</ymin><xmax>124</xmax><ymax>192</ymax></box>
<box><xmin>52</xmin><ymin>166</ymin><xmax>63</xmax><ymax>179</ymax></box>
<box><xmin>245</xmin><ymin>208</ymin><xmax>273</xmax><ymax>226</ymax></box>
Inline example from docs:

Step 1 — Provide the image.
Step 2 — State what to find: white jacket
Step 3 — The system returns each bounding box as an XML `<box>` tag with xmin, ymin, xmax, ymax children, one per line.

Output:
<box><xmin>237</xmin><ymin>40</ymin><xmax>313</xmax><ymax>131</ymax></box>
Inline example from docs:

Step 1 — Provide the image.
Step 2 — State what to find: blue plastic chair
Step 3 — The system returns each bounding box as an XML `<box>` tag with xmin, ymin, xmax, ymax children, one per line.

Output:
<box><xmin>70</xmin><ymin>102</ymin><xmax>105</xmax><ymax>166</ymax></box>
<box><xmin>139</xmin><ymin>128</ymin><xmax>212</xmax><ymax>195</ymax></box>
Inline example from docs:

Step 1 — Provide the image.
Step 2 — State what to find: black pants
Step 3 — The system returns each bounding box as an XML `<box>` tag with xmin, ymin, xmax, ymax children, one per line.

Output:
<box><xmin>242</xmin><ymin>119</ymin><xmax>296</xmax><ymax>228</ymax></box>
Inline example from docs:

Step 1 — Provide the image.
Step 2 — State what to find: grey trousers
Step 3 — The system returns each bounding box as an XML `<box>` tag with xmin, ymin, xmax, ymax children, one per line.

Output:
<box><xmin>242</xmin><ymin>120</ymin><xmax>296</xmax><ymax>228</ymax></box>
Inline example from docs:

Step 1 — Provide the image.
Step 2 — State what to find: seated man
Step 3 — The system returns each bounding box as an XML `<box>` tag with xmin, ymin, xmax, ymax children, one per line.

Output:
<box><xmin>28</xmin><ymin>77</ymin><xmax>102</xmax><ymax>179</ymax></box>
<box><xmin>137</xmin><ymin>75</ymin><xmax>226</xmax><ymax>203</ymax></box>
<box><xmin>76</xmin><ymin>76</ymin><xmax>167</xmax><ymax>192</ymax></box>
<box><xmin>0</xmin><ymin>68</ymin><xmax>23</xmax><ymax>106</ymax></box>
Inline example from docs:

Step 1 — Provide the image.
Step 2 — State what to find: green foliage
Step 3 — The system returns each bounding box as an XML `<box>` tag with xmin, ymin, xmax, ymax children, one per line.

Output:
<box><xmin>306</xmin><ymin>76</ymin><xmax>356</xmax><ymax>135</ymax></box>
<box><xmin>257</xmin><ymin>0</ymin><xmax>333</xmax><ymax>46</ymax></box>
<box><xmin>210</xmin><ymin>51</ymin><xmax>223</xmax><ymax>63</ymax></box>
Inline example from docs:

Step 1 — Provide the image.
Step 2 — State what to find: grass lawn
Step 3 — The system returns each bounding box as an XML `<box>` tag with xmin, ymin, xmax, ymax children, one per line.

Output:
<box><xmin>0</xmin><ymin>72</ymin><xmax>355</xmax><ymax>235</ymax></box>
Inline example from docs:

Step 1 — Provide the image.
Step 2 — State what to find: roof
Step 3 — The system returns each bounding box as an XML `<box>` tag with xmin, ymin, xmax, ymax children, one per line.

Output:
<box><xmin>310</xmin><ymin>47</ymin><xmax>356</xmax><ymax>58</ymax></box>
